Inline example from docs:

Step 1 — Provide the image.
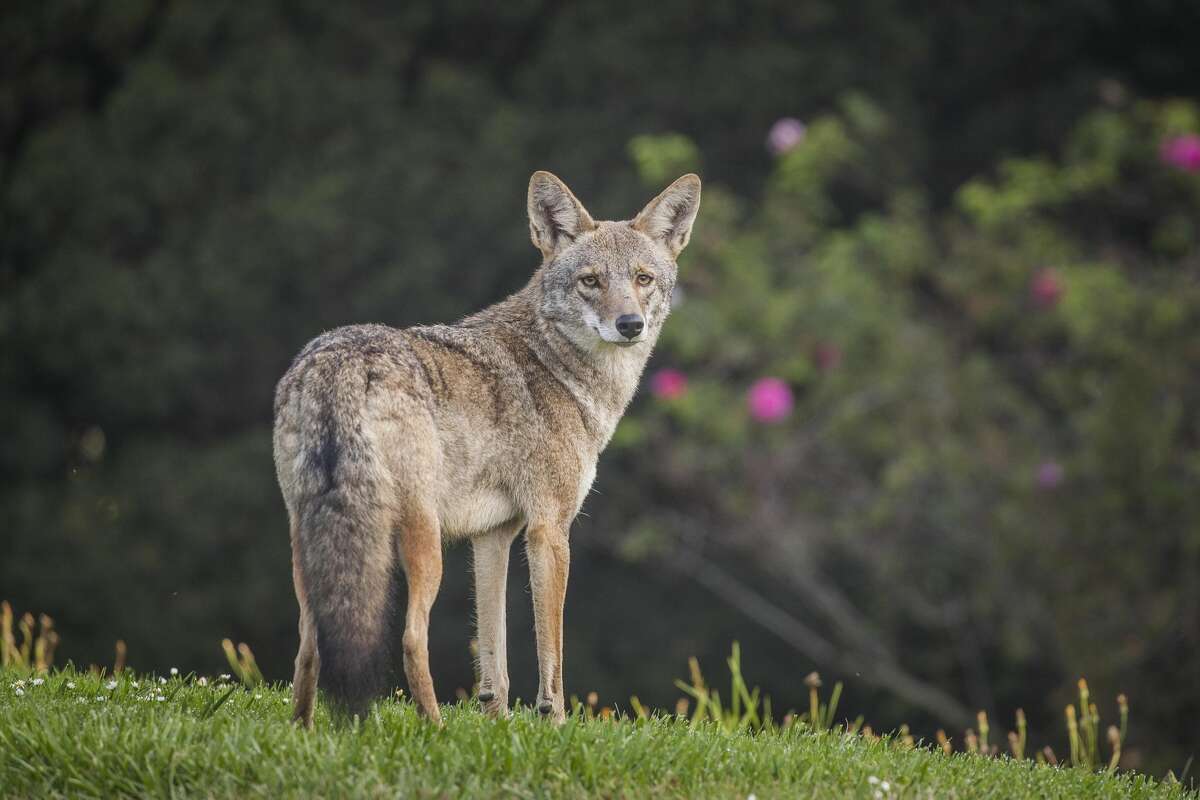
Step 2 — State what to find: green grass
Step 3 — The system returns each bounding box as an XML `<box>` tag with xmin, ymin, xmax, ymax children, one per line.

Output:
<box><xmin>0</xmin><ymin>668</ymin><xmax>1191</xmax><ymax>799</ymax></box>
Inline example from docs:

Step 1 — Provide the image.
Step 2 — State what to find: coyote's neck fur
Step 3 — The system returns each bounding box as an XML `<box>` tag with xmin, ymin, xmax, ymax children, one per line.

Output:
<box><xmin>469</xmin><ymin>284</ymin><xmax>652</xmax><ymax>450</ymax></box>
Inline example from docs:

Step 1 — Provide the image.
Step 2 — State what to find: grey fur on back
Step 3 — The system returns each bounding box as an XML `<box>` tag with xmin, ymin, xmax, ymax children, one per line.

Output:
<box><xmin>274</xmin><ymin>172</ymin><xmax>701</xmax><ymax>721</ymax></box>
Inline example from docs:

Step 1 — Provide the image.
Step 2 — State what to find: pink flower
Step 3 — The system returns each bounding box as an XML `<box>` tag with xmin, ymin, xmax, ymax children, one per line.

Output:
<box><xmin>766</xmin><ymin>117</ymin><xmax>806</xmax><ymax>156</ymax></box>
<box><xmin>1160</xmin><ymin>134</ymin><xmax>1200</xmax><ymax>172</ymax></box>
<box><xmin>747</xmin><ymin>377</ymin><xmax>793</xmax><ymax>423</ymax></box>
<box><xmin>650</xmin><ymin>368</ymin><xmax>688</xmax><ymax>400</ymax></box>
<box><xmin>1030</xmin><ymin>268</ymin><xmax>1064</xmax><ymax>309</ymax></box>
<box><xmin>813</xmin><ymin>342</ymin><xmax>842</xmax><ymax>372</ymax></box>
<box><xmin>1036</xmin><ymin>461</ymin><xmax>1064</xmax><ymax>490</ymax></box>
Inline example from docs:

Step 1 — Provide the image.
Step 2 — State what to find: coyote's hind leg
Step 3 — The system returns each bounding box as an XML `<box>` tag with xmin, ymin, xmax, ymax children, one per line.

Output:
<box><xmin>290</xmin><ymin>532</ymin><xmax>320</xmax><ymax>728</ymax></box>
<box><xmin>397</xmin><ymin>506</ymin><xmax>444</xmax><ymax>723</ymax></box>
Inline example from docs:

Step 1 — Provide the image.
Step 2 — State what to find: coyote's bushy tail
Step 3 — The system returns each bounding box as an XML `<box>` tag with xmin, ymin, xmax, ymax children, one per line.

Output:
<box><xmin>293</xmin><ymin>360</ymin><xmax>396</xmax><ymax>720</ymax></box>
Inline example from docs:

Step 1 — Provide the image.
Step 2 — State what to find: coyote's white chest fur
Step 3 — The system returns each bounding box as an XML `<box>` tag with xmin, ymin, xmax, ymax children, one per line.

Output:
<box><xmin>440</xmin><ymin>489</ymin><xmax>519</xmax><ymax>538</ymax></box>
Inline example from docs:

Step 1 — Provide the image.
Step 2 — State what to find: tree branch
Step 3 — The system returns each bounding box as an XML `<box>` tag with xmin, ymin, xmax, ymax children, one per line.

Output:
<box><xmin>670</xmin><ymin>545</ymin><xmax>973</xmax><ymax>728</ymax></box>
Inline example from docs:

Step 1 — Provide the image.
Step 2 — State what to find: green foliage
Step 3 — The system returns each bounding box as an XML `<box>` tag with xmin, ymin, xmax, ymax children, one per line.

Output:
<box><xmin>1061</xmin><ymin>679</ymin><xmax>1129</xmax><ymax>774</ymax></box>
<box><xmin>628</xmin><ymin>134</ymin><xmax>702</xmax><ymax>188</ymax></box>
<box><xmin>674</xmin><ymin>642</ymin><xmax>771</xmax><ymax>733</ymax></box>
<box><xmin>613</xmin><ymin>92</ymin><xmax>1200</xmax><ymax>775</ymax></box>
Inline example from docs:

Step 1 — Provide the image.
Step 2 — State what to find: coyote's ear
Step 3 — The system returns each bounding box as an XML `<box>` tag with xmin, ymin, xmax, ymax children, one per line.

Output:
<box><xmin>527</xmin><ymin>171</ymin><xmax>596</xmax><ymax>258</ymax></box>
<box><xmin>632</xmin><ymin>174</ymin><xmax>701</xmax><ymax>257</ymax></box>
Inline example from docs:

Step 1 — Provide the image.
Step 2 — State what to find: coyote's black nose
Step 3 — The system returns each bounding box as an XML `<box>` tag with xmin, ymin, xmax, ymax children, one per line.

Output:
<box><xmin>615</xmin><ymin>314</ymin><xmax>644</xmax><ymax>339</ymax></box>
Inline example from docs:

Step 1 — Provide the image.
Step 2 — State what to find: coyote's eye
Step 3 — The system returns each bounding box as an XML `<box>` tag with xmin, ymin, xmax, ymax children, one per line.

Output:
<box><xmin>636</xmin><ymin>273</ymin><xmax>654</xmax><ymax>286</ymax></box>
<box><xmin>579</xmin><ymin>275</ymin><xmax>599</xmax><ymax>288</ymax></box>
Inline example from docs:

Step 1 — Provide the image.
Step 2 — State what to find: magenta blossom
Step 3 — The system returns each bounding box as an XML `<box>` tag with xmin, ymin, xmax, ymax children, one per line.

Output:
<box><xmin>766</xmin><ymin>117</ymin><xmax>806</xmax><ymax>156</ymax></box>
<box><xmin>747</xmin><ymin>377</ymin><xmax>793</xmax><ymax>423</ymax></box>
<box><xmin>650</xmin><ymin>368</ymin><xmax>688</xmax><ymax>400</ymax></box>
<box><xmin>1160</xmin><ymin>134</ymin><xmax>1200</xmax><ymax>173</ymax></box>
<box><xmin>1030</xmin><ymin>268</ymin><xmax>1064</xmax><ymax>309</ymax></box>
<box><xmin>1036</xmin><ymin>461</ymin><xmax>1064</xmax><ymax>490</ymax></box>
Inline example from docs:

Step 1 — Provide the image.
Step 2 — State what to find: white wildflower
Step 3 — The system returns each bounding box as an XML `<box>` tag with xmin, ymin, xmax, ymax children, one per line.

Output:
<box><xmin>218</xmin><ymin>673</ymin><xmax>232</xmax><ymax>682</ymax></box>
<box><xmin>868</xmin><ymin>777</ymin><xmax>880</xmax><ymax>786</ymax></box>
<box><xmin>95</xmin><ymin>695</ymin><xmax>106</xmax><ymax>702</ymax></box>
<box><xmin>76</xmin><ymin>697</ymin><xmax>88</xmax><ymax>704</ymax></box>
<box><xmin>105</xmin><ymin>680</ymin><xmax>118</xmax><ymax>690</ymax></box>
<box><xmin>197</xmin><ymin>677</ymin><xmax>208</xmax><ymax>686</ymax></box>
<box><xmin>32</xmin><ymin>678</ymin><xmax>45</xmax><ymax>686</ymax></box>
<box><xmin>170</xmin><ymin>667</ymin><xmax>179</xmax><ymax>676</ymax></box>
<box><xmin>158</xmin><ymin>676</ymin><xmax>167</xmax><ymax>685</ymax></box>
<box><xmin>66</xmin><ymin>681</ymin><xmax>76</xmax><ymax>689</ymax></box>
<box><xmin>11</xmin><ymin>680</ymin><xmax>26</xmax><ymax>689</ymax></box>
<box><xmin>881</xmin><ymin>782</ymin><xmax>891</xmax><ymax>792</ymax></box>
<box><xmin>254</xmin><ymin>693</ymin><xmax>263</xmax><ymax>700</ymax></box>
<box><xmin>13</xmin><ymin>688</ymin><xmax>24</xmax><ymax>697</ymax></box>
<box><xmin>156</xmin><ymin>695</ymin><xmax>166</xmax><ymax>702</ymax></box>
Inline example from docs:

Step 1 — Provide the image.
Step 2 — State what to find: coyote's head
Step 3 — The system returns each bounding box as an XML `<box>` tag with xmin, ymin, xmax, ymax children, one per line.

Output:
<box><xmin>527</xmin><ymin>171</ymin><xmax>701</xmax><ymax>351</ymax></box>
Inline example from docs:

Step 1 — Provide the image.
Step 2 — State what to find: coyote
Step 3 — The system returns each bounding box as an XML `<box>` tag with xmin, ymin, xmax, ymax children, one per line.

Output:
<box><xmin>274</xmin><ymin>171</ymin><xmax>701</xmax><ymax>725</ymax></box>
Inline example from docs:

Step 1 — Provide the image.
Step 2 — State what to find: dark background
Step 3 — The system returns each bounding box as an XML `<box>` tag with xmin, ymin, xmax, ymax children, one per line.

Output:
<box><xmin>3</xmin><ymin>0</ymin><xmax>1199</xmax><ymax>776</ymax></box>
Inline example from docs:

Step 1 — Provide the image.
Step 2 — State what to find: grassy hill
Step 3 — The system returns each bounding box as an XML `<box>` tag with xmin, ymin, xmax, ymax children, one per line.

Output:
<box><xmin>0</xmin><ymin>667</ymin><xmax>1190</xmax><ymax>799</ymax></box>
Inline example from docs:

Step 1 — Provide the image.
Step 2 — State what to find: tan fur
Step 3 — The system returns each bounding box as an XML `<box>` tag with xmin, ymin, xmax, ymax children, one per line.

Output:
<box><xmin>274</xmin><ymin>171</ymin><xmax>701</xmax><ymax>725</ymax></box>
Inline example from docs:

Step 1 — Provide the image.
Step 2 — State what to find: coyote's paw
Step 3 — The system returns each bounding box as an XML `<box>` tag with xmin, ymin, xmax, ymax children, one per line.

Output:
<box><xmin>416</xmin><ymin>703</ymin><xmax>443</xmax><ymax>726</ymax></box>
<box><xmin>477</xmin><ymin>690</ymin><xmax>510</xmax><ymax>719</ymax></box>
<box><xmin>538</xmin><ymin>699</ymin><xmax>566</xmax><ymax>725</ymax></box>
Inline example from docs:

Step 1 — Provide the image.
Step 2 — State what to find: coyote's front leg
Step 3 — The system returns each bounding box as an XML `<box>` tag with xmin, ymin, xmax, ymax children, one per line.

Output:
<box><xmin>526</xmin><ymin>520</ymin><xmax>570</xmax><ymax>723</ymax></box>
<box><xmin>472</xmin><ymin>520</ymin><xmax>522</xmax><ymax>717</ymax></box>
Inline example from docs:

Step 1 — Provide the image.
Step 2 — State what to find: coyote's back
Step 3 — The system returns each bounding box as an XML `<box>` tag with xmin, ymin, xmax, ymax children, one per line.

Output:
<box><xmin>275</xmin><ymin>170</ymin><xmax>700</xmax><ymax>725</ymax></box>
